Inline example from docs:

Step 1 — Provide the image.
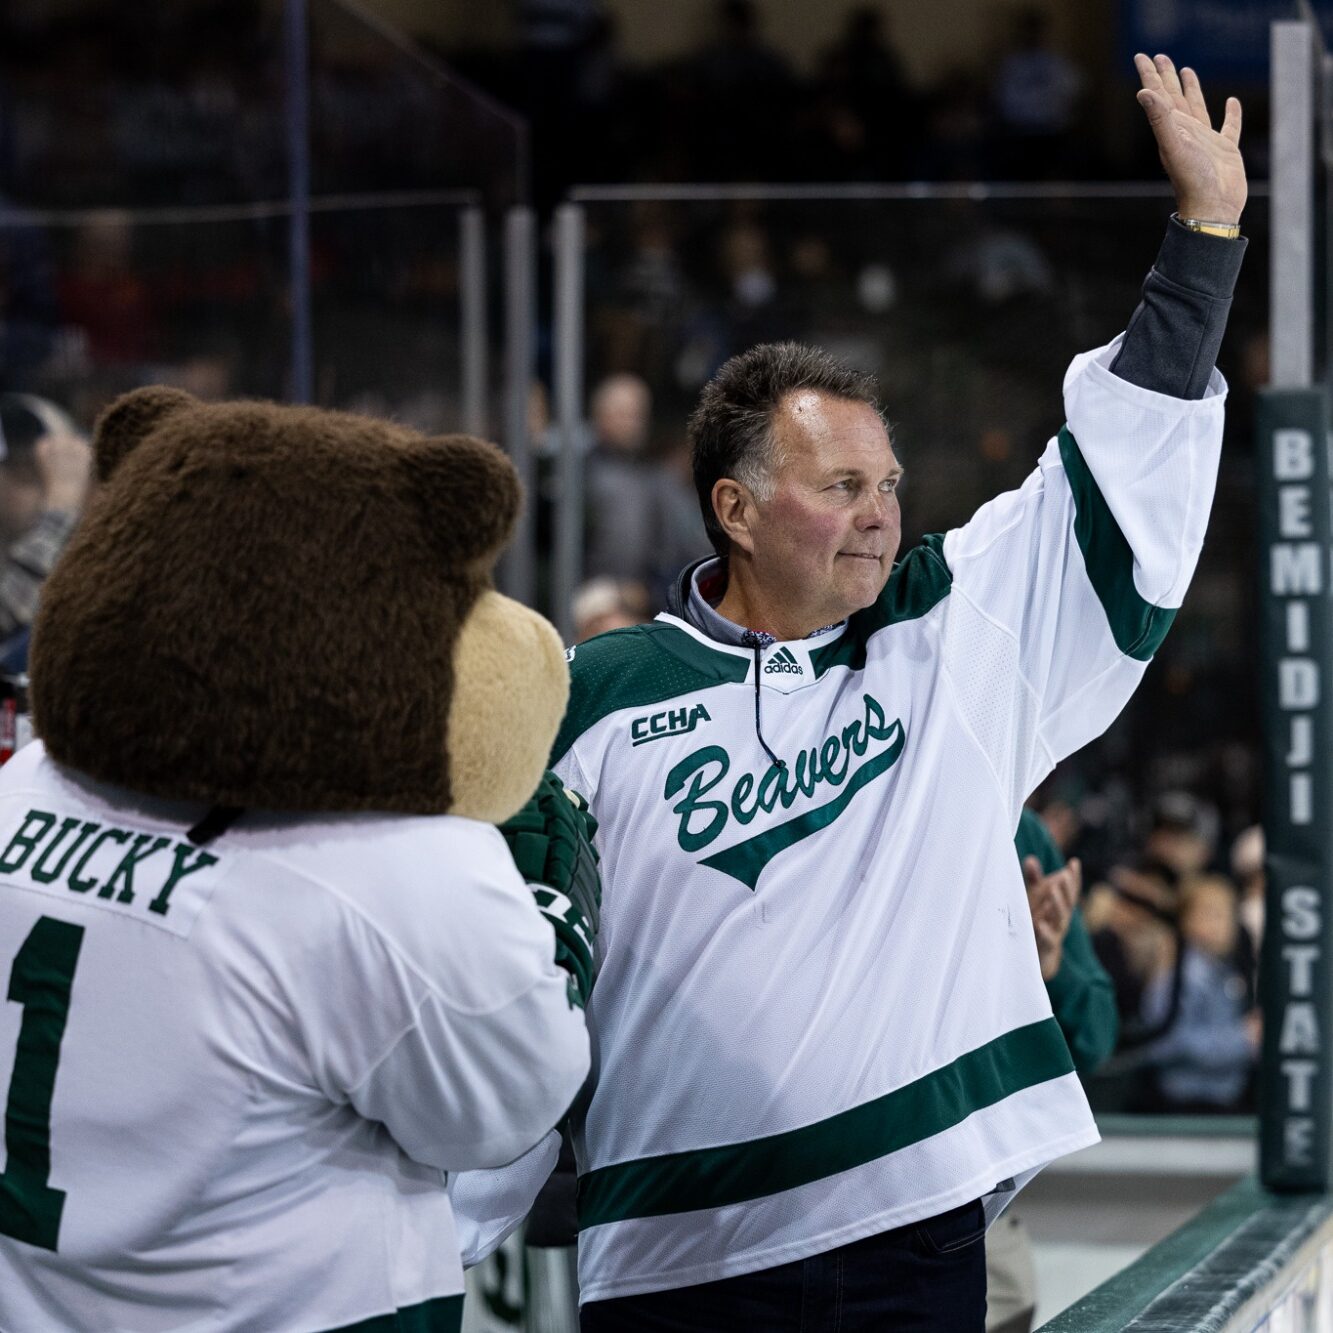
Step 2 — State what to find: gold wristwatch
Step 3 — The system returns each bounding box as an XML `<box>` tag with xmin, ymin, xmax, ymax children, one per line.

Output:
<box><xmin>1174</xmin><ymin>213</ymin><xmax>1242</xmax><ymax>240</ymax></box>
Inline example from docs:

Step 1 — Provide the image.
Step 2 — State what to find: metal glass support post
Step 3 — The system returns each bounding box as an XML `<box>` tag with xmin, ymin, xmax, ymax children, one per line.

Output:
<box><xmin>283</xmin><ymin>0</ymin><xmax>313</xmax><ymax>404</ymax></box>
<box><xmin>1257</xmin><ymin>387</ymin><xmax>1333</xmax><ymax>1192</ymax></box>
<box><xmin>459</xmin><ymin>207</ymin><xmax>487</xmax><ymax>439</ymax></box>
<box><xmin>499</xmin><ymin>206</ymin><xmax>535</xmax><ymax>606</ymax></box>
<box><xmin>1271</xmin><ymin>20</ymin><xmax>1315</xmax><ymax>390</ymax></box>
<box><xmin>552</xmin><ymin>204</ymin><xmax>585</xmax><ymax>646</ymax></box>
<box><xmin>1259</xmin><ymin>15</ymin><xmax>1333</xmax><ymax>1194</ymax></box>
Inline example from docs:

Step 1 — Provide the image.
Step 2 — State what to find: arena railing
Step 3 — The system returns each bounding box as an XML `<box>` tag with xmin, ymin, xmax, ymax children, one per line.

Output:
<box><xmin>1039</xmin><ymin>1177</ymin><xmax>1333</xmax><ymax>1331</ymax></box>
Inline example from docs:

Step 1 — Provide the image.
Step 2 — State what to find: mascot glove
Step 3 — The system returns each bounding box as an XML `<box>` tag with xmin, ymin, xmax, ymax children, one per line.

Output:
<box><xmin>499</xmin><ymin>771</ymin><xmax>601</xmax><ymax>1008</ymax></box>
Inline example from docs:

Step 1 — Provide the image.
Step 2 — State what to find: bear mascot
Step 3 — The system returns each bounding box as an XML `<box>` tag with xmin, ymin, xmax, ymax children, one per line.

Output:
<box><xmin>0</xmin><ymin>387</ymin><xmax>596</xmax><ymax>1333</ymax></box>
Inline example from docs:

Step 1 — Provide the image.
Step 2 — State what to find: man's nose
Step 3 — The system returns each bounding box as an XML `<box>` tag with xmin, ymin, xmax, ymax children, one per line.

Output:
<box><xmin>857</xmin><ymin>491</ymin><xmax>892</xmax><ymax>528</ymax></box>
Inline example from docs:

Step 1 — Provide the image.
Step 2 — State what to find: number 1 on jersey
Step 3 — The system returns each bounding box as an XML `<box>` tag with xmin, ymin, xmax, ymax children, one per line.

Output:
<box><xmin>0</xmin><ymin>916</ymin><xmax>84</xmax><ymax>1251</ymax></box>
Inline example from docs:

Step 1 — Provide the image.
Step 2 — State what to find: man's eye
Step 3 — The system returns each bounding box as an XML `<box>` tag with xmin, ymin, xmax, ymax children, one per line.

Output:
<box><xmin>882</xmin><ymin>478</ymin><xmax>900</xmax><ymax>494</ymax></box>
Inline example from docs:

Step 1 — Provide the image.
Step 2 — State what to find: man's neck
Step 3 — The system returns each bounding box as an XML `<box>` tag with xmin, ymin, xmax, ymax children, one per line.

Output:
<box><xmin>714</xmin><ymin>560</ymin><xmax>832</xmax><ymax>642</ymax></box>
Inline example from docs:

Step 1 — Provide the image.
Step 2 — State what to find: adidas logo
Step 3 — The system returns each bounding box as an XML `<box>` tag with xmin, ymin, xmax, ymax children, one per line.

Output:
<box><xmin>763</xmin><ymin>647</ymin><xmax>803</xmax><ymax>676</ymax></box>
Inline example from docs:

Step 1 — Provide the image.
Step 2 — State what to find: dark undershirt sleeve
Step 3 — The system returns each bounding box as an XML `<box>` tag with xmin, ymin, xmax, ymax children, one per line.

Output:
<box><xmin>1108</xmin><ymin>216</ymin><xmax>1247</xmax><ymax>401</ymax></box>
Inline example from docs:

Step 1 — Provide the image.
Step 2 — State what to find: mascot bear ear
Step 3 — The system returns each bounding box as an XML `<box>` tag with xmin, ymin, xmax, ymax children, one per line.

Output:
<box><xmin>93</xmin><ymin>386</ymin><xmax>198</xmax><ymax>482</ymax></box>
<box><xmin>399</xmin><ymin>434</ymin><xmax>522</xmax><ymax>566</ymax></box>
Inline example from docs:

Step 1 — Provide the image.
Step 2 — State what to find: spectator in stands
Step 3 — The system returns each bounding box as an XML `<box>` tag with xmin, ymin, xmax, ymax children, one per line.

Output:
<box><xmin>584</xmin><ymin>373</ymin><xmax>701</xmax><ymax>601</ymax></box>
<box><xmin>1086</xmin><ymin>860</ymin><xmax>1177</xmax><ymax>1033</ymax></box>
<box><xmin>814</xmin><ymin>6</ymin><xmax>916</xmax><ymax>180</ymax></box>
<box><xmin>1144</xmin><ymin>790</ymin><xmax>1218</xmax><ymax>881</ymax></box>
<box><xmin>681</xmin><ymin>0</ymin><xmax>795</xmax><ymax>181</ymax></box>
<box><xmin>713</xmin><ymin>217</ymin><xmax>800</xmax><ymax>362</ymax></box>
<box><xmin>57</xmin><ymin>210</ymin><xmax>155</xmax><ymax>366</ymax></box>
<box><xmin>1141</xmin><ymin>874</ymin><xmax>1259</xmax><ymax>1112</ymax></box>
<box><xmin>573</xmin><ymin>576</ymin><xmax>650</xmax><ymax>642</ymax></box>
<box><xmin>940</xmin><ymin>204</ymin><xmax>1056</xmax><ymax>306</ymax></box>
<box><xmin>514</xmin><ymin>0</ymin><xmax>615</xmax><ymax>207</ymax></box>
<box><xmin>992</xmin><ymin>9</ymin><xmax>1085</xmax><ymax>178</ymax></box>
<box><xmin>0</xmin><ymin>393</ymin><xmax>91</xmax><ymax>665</ymax></box>
<box><xmin>721</xmin><ymin>219</ymin><xmax>778</xmax><ymax>314</ymax></box>
<box><xmin>917</xmin><ymin>71</ymin><xmax>990</xmax><ymax>180</ymax></box>
<box><xmin>594</xmin><ymin>203</ymin><xmax>690</xmax><ymax>388</ymax></box>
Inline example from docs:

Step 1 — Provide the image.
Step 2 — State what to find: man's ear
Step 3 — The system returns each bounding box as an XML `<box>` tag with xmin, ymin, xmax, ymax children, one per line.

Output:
<box><xmin>711</xmin><ymin>477</ymin><xmax>757</xmax><ymax>556</ymax></box>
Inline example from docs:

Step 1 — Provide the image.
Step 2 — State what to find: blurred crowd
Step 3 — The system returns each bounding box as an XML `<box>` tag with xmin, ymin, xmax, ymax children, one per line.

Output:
<box><xmin>1034</xmin><ymin>788</ymin><xmax>1263</xmax><ymax>1115</ymax></box>
<box><xmin>4</xmin><ymin>1</ymin><xmax>1271</xmax><ymax>214</ymax></box>
<box><xmin>0</xmin><ymin>1</ymin><xmax>516</xmax><ymax>208</ymax></box>
<box><xmin>469</xmin><ymin>0</ymin><xmax>1154</xmax><ymax>210</ymax></box>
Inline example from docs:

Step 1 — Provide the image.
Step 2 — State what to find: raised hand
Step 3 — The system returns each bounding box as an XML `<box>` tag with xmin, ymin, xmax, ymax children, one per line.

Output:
<box><xmin>1135</xmin><ymin>53</ymin><xmax>1246</xmax><ymax>224</ymax></box>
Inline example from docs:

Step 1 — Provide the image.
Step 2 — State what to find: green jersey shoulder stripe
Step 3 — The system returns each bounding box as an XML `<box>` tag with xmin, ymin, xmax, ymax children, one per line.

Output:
<box><xmin>811</xmin><ymin>533</ymin><xmax>953</xmax><ymax>676</ymax></box>
<box><xmin>553</xmin><ymin>623</ymin><xmax>749</xmax><ymax>765</ymax></box>
<box><xmin>1058</xmin><ymin>426</ymin><xmax>1176</xmax><ymax>662</ymax></box>
<box><xmin>576</xmin><ymin>1016</ymin><xmax>1073</xmax><ymax>1229</ymax></box>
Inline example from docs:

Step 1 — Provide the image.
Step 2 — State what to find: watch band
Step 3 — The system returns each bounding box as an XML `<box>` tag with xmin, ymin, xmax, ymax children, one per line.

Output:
<box><xmin>1174</xmin><ymin>212</ymin><xmax>1242</xmax><ymax>240</ymax></box>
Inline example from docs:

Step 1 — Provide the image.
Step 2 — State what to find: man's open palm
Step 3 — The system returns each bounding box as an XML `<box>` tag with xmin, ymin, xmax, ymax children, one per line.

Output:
<box><xmin>1135</xmin><ymin>53</ymin><xmax>1246</xmax><ymax>223</ymax></box>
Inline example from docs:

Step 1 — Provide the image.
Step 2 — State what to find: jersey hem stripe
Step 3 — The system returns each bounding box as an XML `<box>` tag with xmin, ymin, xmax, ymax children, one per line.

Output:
<box><xmin>577</xmin><ymin>1115</ymin><xmax>1100</xmax><ymax>1304</ymax></box>
<box><xmin>322</xmin><ymin>1293</ymin><xmax>463</xmax><ymax>1333</ymax></box>
<box><xmin>576</xmin><ymin>1016</ymin><xmax>1072</xmax><ymax>1228</ymax></box>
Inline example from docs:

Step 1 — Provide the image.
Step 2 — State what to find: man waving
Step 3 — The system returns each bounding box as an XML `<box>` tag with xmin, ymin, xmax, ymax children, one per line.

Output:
<box><xmin>463</xmin><ymin>55</ymin><xmax>1245</xmax><ymax>1333</ymax></box>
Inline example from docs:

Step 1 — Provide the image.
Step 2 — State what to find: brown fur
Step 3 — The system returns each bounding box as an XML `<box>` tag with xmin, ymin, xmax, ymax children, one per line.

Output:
<box><xmin>31</xmin><ymin>388</ymin><xmax>567</xmax><ymax>819</ymax></box>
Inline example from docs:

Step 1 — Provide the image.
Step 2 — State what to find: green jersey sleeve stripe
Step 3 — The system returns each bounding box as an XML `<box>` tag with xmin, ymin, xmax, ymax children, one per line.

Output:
<box><xmin>1058</xmin><ymin>425</ymin><xmax>1176</xmax><ymax>662</ymax></box>
<box><xmin>552</xmin><ymin>625</ymin><xmax>750</xmax><ymax>766</ymax></box>
<box><xmin>576</xmin><ymin>1017</ymin><xmax>1073</xmax><ymax>1229</ymax></box>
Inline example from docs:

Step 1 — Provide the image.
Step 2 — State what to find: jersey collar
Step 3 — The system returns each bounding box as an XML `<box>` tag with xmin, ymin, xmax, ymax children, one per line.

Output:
<box><xmin>669</xmin><ymin>556</ymin><xmax>849</xmax><ymax>653</ymax></box>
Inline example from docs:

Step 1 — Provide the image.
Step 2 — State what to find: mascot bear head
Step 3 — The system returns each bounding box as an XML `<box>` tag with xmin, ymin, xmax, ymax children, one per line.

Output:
<box><xmin>29</xmin><ymin>387</ymin><xmax>566</xmax><ymax>824</ymax></box>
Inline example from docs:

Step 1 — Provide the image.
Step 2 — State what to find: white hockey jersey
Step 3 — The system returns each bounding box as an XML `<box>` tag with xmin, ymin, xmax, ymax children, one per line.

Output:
<box><xmin>0</xmin><ymin>742</ymin><xmax>589</xmax><ymax>1332</ymax></box>
<box><xmin>548</xmin><ymin>338</ymin><xmax>1226</xmax><ymax>1302</ymax></box>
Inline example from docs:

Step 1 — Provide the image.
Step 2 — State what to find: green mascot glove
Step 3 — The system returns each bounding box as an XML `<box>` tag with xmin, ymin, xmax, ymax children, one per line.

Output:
<box><xmin>499</xmin><ymin>771</ymin><xmax>601</xmax><ymax>1007</ymax></box>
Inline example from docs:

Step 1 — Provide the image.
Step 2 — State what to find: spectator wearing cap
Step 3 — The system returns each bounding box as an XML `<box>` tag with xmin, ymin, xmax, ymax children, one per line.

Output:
<box><xmin>0</xmin><ymin>394</ymin><xmax>92</xmax><ymax>663</ymax></box>
<box><xmin>1144</xmin><ymin>790</ymin><xmax>1218</xmax><ymax>881</ymax></box>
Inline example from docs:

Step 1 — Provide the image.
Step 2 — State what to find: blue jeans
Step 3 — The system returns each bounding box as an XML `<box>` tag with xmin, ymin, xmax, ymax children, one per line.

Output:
<box><xmin>579</xmin><ymin>1198</ymin><xmax>987</xmax><ymax>1332</ymax></box>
